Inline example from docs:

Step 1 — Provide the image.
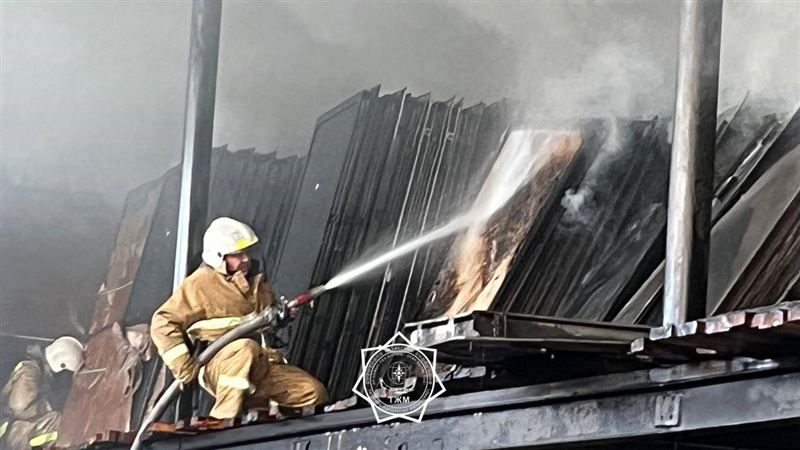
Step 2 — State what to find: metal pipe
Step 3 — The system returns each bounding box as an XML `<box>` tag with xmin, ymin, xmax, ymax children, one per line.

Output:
<box><xmin>663</xmin><ymin>0</ymin><xmax>723</xmax><ymax>326</ymax></box>
<box><xmin>172</xmin><ymin>0</ymin><xmax>223</xmax><ymax>289</ymax></box>
<box><xmin>0</xmin><ymin>332</ymin><xmax>53</xmax><ymax>342</ymax></box>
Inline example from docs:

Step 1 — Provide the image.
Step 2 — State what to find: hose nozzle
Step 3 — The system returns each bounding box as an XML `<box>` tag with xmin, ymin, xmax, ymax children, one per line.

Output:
<box><xmin>289</xmin><ymin>285</ymin><xmax>327</xmax><ymax>308</ymax></box>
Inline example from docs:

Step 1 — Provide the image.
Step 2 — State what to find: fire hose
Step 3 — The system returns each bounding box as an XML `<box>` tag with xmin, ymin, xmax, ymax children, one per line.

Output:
<box><xmin>130</xmin><ymin>286</ymin><xmax>326</xmax><ymax>450</ymax></box>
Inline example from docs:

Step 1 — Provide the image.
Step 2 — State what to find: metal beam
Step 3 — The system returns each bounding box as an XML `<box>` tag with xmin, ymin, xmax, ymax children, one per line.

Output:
<box><xmin>172</xmin><ymin>0</ymin><xmax>223</xmax><ymax>288</ymax></box>
<box><xmin>0</xmin><ymin>332</ymin><xmax>53</xmax><ymax>342</ymax></box>
<box><xmin>265</xmin><ymin>372</ymin><xmax>800</xmax><ymax>449</ymax></box>
<box><xmin>169</xmin><ymin>0</ymin><xmax>222</xmax><ymax>425</ymax></box>
<box><xmin>664</xmin><ymin>0</ymin><xmax>723</xmax><ymax>326</ymax></box>
<box><xmin>405</xmin><ymin>311</ymin><xmax>650</xmax><ymax>365</ymax></box>
<box><xmin>142</xmin><ymin>358</ymin><xmax>798</xmax><ymax>449</ymax></box>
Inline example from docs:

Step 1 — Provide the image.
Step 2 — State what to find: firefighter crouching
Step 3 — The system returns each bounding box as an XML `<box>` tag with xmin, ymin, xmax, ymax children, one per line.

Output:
<box><xmin>150</xmin><ymin>217</ymin><xmax>327</xmax><ymax>419</ymax></box>
<box><xmin>0</xmin><ymin>337</ymin><xmax>83</xmax><ymax>450</ymax></box>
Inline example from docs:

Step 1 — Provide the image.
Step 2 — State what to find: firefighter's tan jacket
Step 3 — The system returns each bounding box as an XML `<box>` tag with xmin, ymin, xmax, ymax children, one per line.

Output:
<box><xmin>150</xmin><ymin>265</ymin><xmax>276</xmax><ymax>383</ymax></box>
<box><xmin>150</xmin><ymin>265</ymin><xmax>327</xmax><ymax>418</ymax></box>
<box><xmin>1</xmin><ymin>361</ymin><xmax>51</xmax><ymax>421</ymax></box>
<box><xmin>1</xmin><ymin>360</ymin><xmax>60</xmax><ymax>450</ymax></box>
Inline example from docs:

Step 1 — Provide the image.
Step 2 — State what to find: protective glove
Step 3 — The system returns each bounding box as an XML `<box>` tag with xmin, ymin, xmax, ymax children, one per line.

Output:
<box><xmin>274</xmin><ymin>296</ymin><xmax>300</xmax><ymax>327</ymax></box>
<box><xmin>166</xmin><ymin>351</ymin><xmax>200</xmax><ymax>385</ymax></box>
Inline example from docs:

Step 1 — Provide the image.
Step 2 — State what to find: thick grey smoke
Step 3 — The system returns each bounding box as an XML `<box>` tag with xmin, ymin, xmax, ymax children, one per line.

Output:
<box><xmin>0</xmin><ymin>1</ymin><xmax>797</xmax><ymax>370</ymax></box>
<box><xmin>453</xmin><ymin>1</ymin><xmax>680</xmax><ymax>121</ymax></box>
<box><xmin>212</xmin><ymin>2</ymin><xmax>518</xmax><ymax>156</ymax></box>
<box><xmin>456</xmin><ymin>1</ymin><xmax>799</xmax><ymax>121</ymax></box>
<box><xmin>719</xmin><ymin>0</ymin><xmax>800</xmax><ymax>112</ymax></box>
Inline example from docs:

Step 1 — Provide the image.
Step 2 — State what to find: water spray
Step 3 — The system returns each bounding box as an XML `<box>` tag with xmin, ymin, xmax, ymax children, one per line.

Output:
<box><xmin>289</xmin><ymin>284</ymin><xmax>328</xmax><ymax>306</ymax></box>
<box><xmin>319</xmin><ymin>129</ymin><xmax>546</xmax><ymax>293</ymax></box>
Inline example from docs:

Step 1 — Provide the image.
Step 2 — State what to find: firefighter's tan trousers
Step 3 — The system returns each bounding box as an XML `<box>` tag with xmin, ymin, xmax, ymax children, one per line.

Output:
<box><xmin>3</xmin><ymin>411</ymin><xmax>60</xmax><ymax>450</ymax></box>
<box><xmin>200</xmin><ymin>339</ymin><xmax>327</xmax><ymax>419</ymax></box>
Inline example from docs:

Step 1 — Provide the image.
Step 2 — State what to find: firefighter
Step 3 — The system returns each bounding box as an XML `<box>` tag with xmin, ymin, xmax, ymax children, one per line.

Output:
<box><xmin>150</xmin><ymin>217</ymin><xmax>327</xmax><ymax>419</ymax></box>
<box><xmin>0</xmin><ymin>336</ymin><xmax>83</xmax><ymax>450</ymax></box>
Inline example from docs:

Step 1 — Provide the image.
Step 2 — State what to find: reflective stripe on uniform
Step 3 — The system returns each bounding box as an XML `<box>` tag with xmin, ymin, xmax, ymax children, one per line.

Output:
<box><xmin>186</xmin><ymin>312</ymin><xmax>257</xmax><ymax>336</ymax></box>
<box><xmin>0</xmin><ymin>419</ymin><xmax>9</xmax><ymax>439</ymax></box>
<box><xmin>217</xmin><ymin>374</ymin><xmax>254</xmax><ymax>392</ymax></box>
<box><xmin>12</xmin><ymin>361</ymin><xmax>31</xmax><ymax>375</ymax></box>
<box><xmin>29</xmin><ymin>431</ymin><xmax>58</xmax><ymax>447</ymax></box>
<box><xmin>198</xmin><ymin>366</ymin><xmax>210</xmax><ymax>395</ymax></box>
<box><xmin>187</xmin><ymin>317</ymin><xmax>242</xmax><ymax>335</ymax></box>
<box><xmin>161</xmin><ymin>343</ymin><xmax>189</xmax><ymax>365</ymax></box>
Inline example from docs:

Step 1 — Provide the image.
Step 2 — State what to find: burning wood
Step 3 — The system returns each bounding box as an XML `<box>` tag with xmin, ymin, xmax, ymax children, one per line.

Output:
<box><xmin>425</xmin><ymin>131</ymin><xmax>582</xmax><ymax>317</ymax></box>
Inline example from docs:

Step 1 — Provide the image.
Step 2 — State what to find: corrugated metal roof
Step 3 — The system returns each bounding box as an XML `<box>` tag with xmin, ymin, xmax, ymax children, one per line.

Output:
<box><xmin>288</xmin><ymin>89</ymin><xmax>511</xmax><ymax>399</ymax></box>
<box><xmin>290</xmin><ymin>90</ymin><xmax>799</xmax><ymax>399</ymax></box>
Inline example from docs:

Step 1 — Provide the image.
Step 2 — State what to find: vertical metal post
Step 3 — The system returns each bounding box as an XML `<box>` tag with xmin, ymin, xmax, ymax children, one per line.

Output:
<box><xmin>173</xmin><ymin>0</ymin><xmax>223</xmax><ymax>289</ymax></box>
<box><xmin>663</xmin><ymin>0</ymin><xmax>723</xmax><ymax>326</ymax></box>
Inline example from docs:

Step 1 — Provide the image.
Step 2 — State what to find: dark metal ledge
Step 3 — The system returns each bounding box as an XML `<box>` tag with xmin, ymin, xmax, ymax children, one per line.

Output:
<box><xmin>404</xmin><ymin>310</ymin><xmax>650</xmax><ymax>364</ymax></box>
<box><xmin>141</xmin><ymin>357</ymin><xmax>798</xmax><ymax>449</ymax></box>
<box><xmin>634</xmin><ymin>300</ymin><xmax>800</xmax><ymax>361</ymax></box>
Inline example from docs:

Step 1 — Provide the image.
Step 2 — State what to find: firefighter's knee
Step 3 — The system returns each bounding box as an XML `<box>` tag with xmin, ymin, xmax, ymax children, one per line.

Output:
<box><xmin>224</xmin><ymin>338</ymin><xmax>260</xmax><ymax>360</ymax></box>
<box><xmin>304</xmin><ymin>377</ymin><xmax>328</xmax><ymax>405</ymax></box>
<box><xmin>314</xmin><ymin>379</ymin><xmax>329</xmax><ymax>404</ymax></box>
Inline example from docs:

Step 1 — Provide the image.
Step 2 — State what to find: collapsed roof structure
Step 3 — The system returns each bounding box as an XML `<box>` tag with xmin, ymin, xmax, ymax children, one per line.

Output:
<box><xmin>53</xmin><ymin>77</ymin><xmax>800</xmax><ymax>447</ymax></box>
<box><xmin>289</xmin><ymin>87</ymin><xmax>800</xmax><ymax>398</ymax></box>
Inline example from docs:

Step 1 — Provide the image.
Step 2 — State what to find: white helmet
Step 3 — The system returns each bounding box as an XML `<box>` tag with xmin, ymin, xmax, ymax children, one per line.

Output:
<box><xmin>202</xmin><ymin>217</ymin><xmax>259</xmax><ymax>270</ymax></box>
<box><xmin>45</xmin><ymin>336</ymin><xmax>84</xmax><ymax>373</ymax></box>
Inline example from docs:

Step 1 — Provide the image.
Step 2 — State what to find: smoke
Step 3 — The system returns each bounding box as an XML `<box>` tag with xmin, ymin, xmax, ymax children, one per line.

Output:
<box><xmin>560</xmin><ymin>117</ymin><xmax>626</xmax><ymax>227</ymax></box>
<box><xmin>457</xmin><ymin>1</ymin><xmax>799</xmax><ymax>123</ymax></box>
<box><xmin>451</xmin><ymin>1</ymin><xmax>681</xmax><ymax>124</ymax></box>
<box><xmin>560</xmin><ymin>187</ymin><xmax>595</xmax><ymax>227</ymax></box>
<box><xmin>522</xmin><ymin>42</ymin><xmax>677</xmax><ymax>122</ymax></box>
<box><xmin>214</xmin><ymin>2</ymin><xmax>519</xmax><ymax>156</ymax></box>
<box><xmin>719</xmin><ymin>1</ymin><xmax>800</xmax><ymax>112</ymax></box>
